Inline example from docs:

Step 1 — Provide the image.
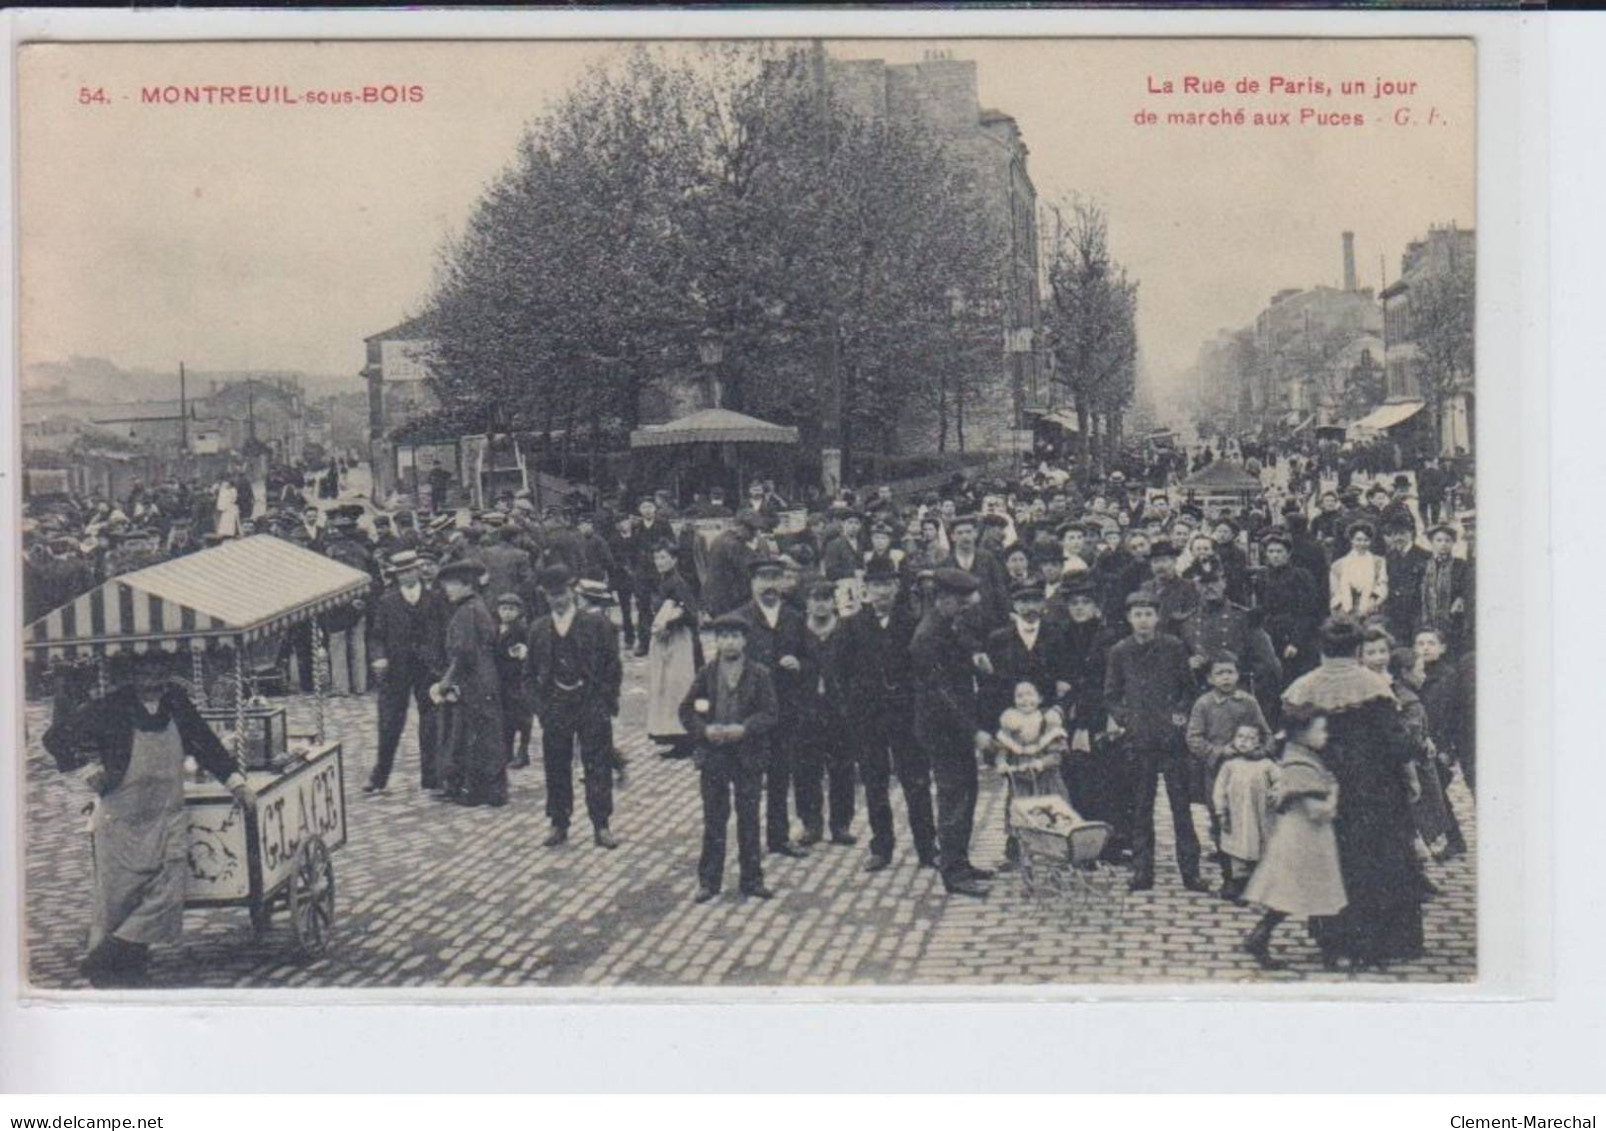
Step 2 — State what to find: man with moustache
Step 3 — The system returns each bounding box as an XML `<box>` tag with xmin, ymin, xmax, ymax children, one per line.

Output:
<box><xmin>365</xmin><ymin>549</ymin><xmax>447</xmax><ymax>794</ymax></box>
<box><xmin>527</xmin><ymin>565</ymin><xmax>623</xmax><ymax>849</ymax></box>
<box><xmin>910</xmin><ymin>568</ymin><xmax>994</xmax><ymax>898</ymax></box>
<box><xmin>735</xmin><ymin>558</ymin><xmax>812</xmax><ymax>858</ymax></box>
<box><xmin>844</xmin><ymin>556</ymin><xmax>937</xmax><ymax>872</ymax></box>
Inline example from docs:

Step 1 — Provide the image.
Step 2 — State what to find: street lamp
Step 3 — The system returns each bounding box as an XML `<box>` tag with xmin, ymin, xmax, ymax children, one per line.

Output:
<box><xmin>698</xmin><ymin>328</ymin><xmax>725</xmax><ymax>409</ymax></box>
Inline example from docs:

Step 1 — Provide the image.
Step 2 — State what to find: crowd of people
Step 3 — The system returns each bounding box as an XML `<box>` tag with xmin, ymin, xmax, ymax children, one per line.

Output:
<box><xmin>29</xmin><ymin>438</ymin><xmax>1477</xmax><ymax>979</ymax></box>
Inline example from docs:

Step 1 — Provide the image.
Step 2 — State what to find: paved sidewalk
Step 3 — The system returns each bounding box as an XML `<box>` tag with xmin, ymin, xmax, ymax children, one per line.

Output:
<box><xmin>22</xmin><ymin>655</ymin><xmax>1476</xmax><ymax>990</ymax></box>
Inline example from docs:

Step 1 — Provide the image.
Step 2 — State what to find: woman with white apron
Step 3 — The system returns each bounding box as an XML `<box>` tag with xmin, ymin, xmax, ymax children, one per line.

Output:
<box><xmin>43</xmin><ymin>655</ymin><xmax>256</xmax><ymax>987</ymax></box>
<box><xmin>643</xmin><ymin>542</ymin><xmax>703</xmax><ymax>757</ymax></box>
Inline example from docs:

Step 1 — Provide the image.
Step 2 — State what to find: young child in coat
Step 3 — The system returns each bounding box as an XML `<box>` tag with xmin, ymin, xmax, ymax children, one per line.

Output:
<box><xmin>1211</xmin><ymin>724</ymin><xmax>1277</xmax><ymax>903</ymax></box>
<box><xmin>1185</xmin><ymin>652</ymin><xmax>1272</xmax><ymax>887</ymax></box>
<box><xmin>1241</xmin><ymin>705</ymin><xmax>1347</xmax><ymax>971</ymax></box>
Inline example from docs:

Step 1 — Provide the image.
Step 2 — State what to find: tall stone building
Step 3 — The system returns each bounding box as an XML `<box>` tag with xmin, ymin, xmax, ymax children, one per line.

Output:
<box><xmin>828</xmin><ymin>52</ymin><xmax>1044</xmax><ymax>454</ymax></box>
<box><xmin>1380</xmin><ymin>224</ymin><xmax>1476</xmax><ymax>455</ymax></box>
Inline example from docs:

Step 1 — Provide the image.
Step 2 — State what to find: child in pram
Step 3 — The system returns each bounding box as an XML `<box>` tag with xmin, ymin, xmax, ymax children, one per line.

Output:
<box><xmin>993</xmin><ymin>681</ymin><xmax>1109</xmax><ymax>870</ymax></box>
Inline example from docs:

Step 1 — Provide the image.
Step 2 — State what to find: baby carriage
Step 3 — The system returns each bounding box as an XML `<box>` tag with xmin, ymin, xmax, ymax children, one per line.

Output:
<box><xmin>1001</xmin><ymin>748</ymin><xmax>1124</xmax><ymax>921</ymax></box>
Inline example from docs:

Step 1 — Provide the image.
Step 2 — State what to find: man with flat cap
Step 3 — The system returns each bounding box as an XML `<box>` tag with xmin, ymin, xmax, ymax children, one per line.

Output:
<box><xmin>910</xmin><ymin>567</ymin><xmax>994</xmax><ymax>897</ymax></box>
<box><xmin>680</xmin><ymin>613</ymin><xmax>779</xmax><ymax>902</ymax></box>
<box><xmin>736</xmin><ymin>557</ymin><xmax>813</xmax><ymax>857</ymax></box>
<box><xmin>365</xmin><ymin>549</ymin><xmax>447</xmax><ymax>793</ymax></box>
<box><xmin>942</xmin><ymin>514</ymin><xmax>1011</xmax><ymax>639</ymax></box>
<box><xmin>705</xmin><ymin>511</ymin><xmax>760</xmax><ymax>618</ymax></box>
<box><xmin>983</xmin><ymin>581</ymin><xmax>1071</xmax><ymax>737</ymax></box>
<box><xmin>1253</xmin><ymin>530</ymin><xmax>1322</xmax><ymax>683</ymax></box>
<box><xmin>845</xmin><ymin>555</ymin><xmax>937</xmax><ymax>872</ymax></box>
<box><xmin>527</xmin><ymin>564</ymin><xmax>624</xmax><ymax>848</ymax></box>
<box><xmin>821</xmin><ymin>510</ymin><xmax>865</xmax><ymax>583</ymax></box>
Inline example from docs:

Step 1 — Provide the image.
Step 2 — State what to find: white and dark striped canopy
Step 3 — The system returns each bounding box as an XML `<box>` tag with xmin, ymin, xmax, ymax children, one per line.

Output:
<box><xmin>25</xmin><ymin>535</ymin><xmax>373</xmax><ymax>660</ymax></box>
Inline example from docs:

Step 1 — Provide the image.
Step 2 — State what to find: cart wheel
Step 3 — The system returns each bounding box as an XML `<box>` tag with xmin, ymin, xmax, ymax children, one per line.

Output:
<box><xmin>288</xmin><ymin>836</ymin><xmax>335</xmax><ymax>961</ymax></box>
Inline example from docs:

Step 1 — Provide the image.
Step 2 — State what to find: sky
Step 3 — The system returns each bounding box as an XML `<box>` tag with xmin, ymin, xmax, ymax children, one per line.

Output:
<box><xmin>19</xmin><ymin>38</ymin><xmax>1473</xmax><ymax>398</ymax></box>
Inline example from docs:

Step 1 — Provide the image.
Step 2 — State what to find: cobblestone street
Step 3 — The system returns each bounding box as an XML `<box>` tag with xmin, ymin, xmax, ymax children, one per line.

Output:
<box><xmin>23</xmin><ymin>651</ymin><xmax>1477</xmax><ymax>990</ymax></box>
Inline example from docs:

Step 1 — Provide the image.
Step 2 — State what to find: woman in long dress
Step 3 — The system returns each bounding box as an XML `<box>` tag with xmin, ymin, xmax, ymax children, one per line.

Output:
<box><xmin>644</xmin><ymin>541</ymin><xmax>702</xmax><ymax>756</ymax></box>
<box><xmin>43</xmin><ymin>654</ymin><xmax>257</xmax><ymax>987</ymax></box>
<box><xmin>1282</xmin><ymin>616</ymin><xmax>1423</xmax><ymax>969</ymax></box>
<box><xmin>214</xmin><ymin>479</ymin><xmax>241</xmax><ymax>539</ymax></box>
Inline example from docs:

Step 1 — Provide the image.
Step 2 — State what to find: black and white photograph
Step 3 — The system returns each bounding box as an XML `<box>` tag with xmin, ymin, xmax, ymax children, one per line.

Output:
<box><xmin>14</xmin><ymin>35</ymin><xmax>1481</xmax><ymax>992</ymax></box>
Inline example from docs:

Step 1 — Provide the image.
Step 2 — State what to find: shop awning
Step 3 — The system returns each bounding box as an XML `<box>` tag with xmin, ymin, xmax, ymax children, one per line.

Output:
<box><xmin>1348</xmin><ymin>400</ymin><xmax>1426</xmax><ymax>433</ymax></box>
<box><xmin>630</xmin><ymin>408</ymin><xmax>799</xmax><ymax>449</ymax></box>
<box><xmin>1040</xmin><ymin>409</ymin><xmax>1081</xmax><ymax>433</ymax></box>
<box><xmin>25</xmin><ymin>535</ymin><xmax>373</xmax><ymax>659</ymax></box>
<box><xmin>1291</xmin><ymin>414</ymin><xmax>1315</xmax><ymax>433</ymax></box>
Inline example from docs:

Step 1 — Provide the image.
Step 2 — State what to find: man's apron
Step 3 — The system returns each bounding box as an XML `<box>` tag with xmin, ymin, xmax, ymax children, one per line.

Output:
<box><xmin>89</xmin><ymin>721</ymin><xmax>189</xmax><ymax>949</ymax></box>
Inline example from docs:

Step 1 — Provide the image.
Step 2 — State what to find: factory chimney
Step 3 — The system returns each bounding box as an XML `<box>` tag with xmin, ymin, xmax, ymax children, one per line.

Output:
<box><xmin>1342</xmin><ymin>231</ymin><xmax>1358</xmax><ymax>292</ymax></box>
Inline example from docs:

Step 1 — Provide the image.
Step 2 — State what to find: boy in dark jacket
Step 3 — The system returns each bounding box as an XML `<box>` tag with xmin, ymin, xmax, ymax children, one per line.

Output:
<box><xmin>492</xmin><ymin>593</ymin><xmax>534</xmax><ymax>771</ymax></box>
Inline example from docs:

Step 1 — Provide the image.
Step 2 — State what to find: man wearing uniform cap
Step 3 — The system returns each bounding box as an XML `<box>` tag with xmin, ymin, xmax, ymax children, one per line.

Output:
<box><xmin>1179</xmin><ymin>556</ymin><xmax>1282</xmax><ymax>723</ymax></box>
<box><xmin>910</xmin><ymin>567</ymin><xmax>994</xmax><ymax>896</ymax></box>
<box><xmin>735</xmin><ymin>556</ymin><xmax>813</xmax><ymax>857</ymax></box>
<box><xmin>527</xmin><ymin>564</ymin><xmax>624</xmax><ymax>848</ymax></box>
<box><xmin>365</xmin><ymin>549</ymin><xmax>449</xmax><ymax>793</ymax></box>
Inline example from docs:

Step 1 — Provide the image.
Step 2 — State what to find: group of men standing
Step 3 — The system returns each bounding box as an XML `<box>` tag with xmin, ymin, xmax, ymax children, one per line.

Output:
<box><xmin>363</xmin><ymin>547</ymin><xmax>624</xmax><ymax>848</ymax></box>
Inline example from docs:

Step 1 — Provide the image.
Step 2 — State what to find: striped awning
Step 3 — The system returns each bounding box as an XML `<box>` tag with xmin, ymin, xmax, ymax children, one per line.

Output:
<box><xmin>25</xmin><ymin>534</ymin><xmax>373</xmax><ymax>660</ymax></box>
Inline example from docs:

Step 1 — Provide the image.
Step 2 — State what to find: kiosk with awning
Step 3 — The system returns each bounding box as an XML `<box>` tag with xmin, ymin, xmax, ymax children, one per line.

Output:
<box><xmin>630</xmin><ymin>408</ymin><xmax>803</xmax><ymax>583</ymax></box>
<box><xmin>25</xmin><ymin>535</ymin><xmax>371</xmax><ymax>960</ymax></box>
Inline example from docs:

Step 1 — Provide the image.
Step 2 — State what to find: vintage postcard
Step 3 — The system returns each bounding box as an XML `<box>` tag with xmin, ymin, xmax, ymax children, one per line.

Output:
<box><xmin>14</xmin><ymin>34</ymin><xmax>1484</xmax><ymax>994</ymax></box>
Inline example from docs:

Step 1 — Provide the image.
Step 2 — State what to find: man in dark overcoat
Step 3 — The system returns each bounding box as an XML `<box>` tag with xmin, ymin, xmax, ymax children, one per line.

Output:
<box><xmin>365</xmin><ymin>550</ymin><xmax>447</xmax><ymax>792</ymax></box>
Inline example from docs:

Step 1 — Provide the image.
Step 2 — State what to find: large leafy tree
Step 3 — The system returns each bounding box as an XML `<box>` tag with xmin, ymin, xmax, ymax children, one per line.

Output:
<box><xmin>423</xmin><ymin>44</ymin><xmax>1003</xmax><ymax>479</ymax></box>
<box><xmin>1043</xmin><ymin>199</ymin><xmax>1139</xmax><ymax>475</ymax></box>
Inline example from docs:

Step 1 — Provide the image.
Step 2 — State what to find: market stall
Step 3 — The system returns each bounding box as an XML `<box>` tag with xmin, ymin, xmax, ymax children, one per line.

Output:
<box><xmin>630</xmin><ymin>408</ymin><xmax>802</xmax><ymax>587</ymax></box>
<box><xmin>24</xmin><ymin>534</ymin><xmax>373</xmax><ymax>960</ymax></box>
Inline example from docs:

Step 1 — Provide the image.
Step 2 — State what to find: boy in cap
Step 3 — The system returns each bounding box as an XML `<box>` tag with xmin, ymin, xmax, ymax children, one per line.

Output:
<box><xmin>1104</xmin><ymin>589</ymin><xmax>1209</xmax><ymax>893</ymax></box>
<box><xmin>492</xmin><ymin>592</ymin><xmax>534</xmax><ymax>771</ymax></box>
<box><xmin>527</xmin><ymin>564</ymin><xmax>624</xmax><ymax>848</ymax></box>
<box><xmin>680</xmin><ymin>614</ymin><xmax>779</xmax><ymax>901</ymax></box>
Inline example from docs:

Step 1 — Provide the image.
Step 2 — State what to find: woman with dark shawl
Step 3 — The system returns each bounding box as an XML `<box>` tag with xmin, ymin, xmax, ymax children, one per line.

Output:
<box><xmin>1281</xmin><ymin>615</ymin><xmax>1424</xmax><ymax>969</ymax></box>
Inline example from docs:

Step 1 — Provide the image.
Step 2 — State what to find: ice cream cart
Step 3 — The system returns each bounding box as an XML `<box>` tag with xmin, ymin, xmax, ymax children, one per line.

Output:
<box><xmin>25</xmin><ymin>535</ymin><xmax>374</xmax><ymax>961</ymax></box>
